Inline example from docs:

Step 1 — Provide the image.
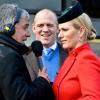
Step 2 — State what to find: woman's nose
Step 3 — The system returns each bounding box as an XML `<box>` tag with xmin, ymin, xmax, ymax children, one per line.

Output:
<box><xmin>58</xmin><ymin>31</ymin><xmax>64</xmax><ymax>40</ymax></box>
<box><xmin>58</xmin><ymin>31</ymin><xmax>62</xmax><ymax>38</ymax></box>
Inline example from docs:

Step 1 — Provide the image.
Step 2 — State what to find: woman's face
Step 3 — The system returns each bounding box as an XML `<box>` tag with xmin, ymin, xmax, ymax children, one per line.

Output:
<box><xmin>58</xmin><ymin>22</ymin><xmax>81</xmax><ymax>50</ymax></box>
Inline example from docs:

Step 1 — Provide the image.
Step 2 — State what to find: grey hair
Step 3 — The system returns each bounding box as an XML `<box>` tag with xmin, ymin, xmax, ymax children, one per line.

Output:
<box><xmin>0</xmin><ymin>3</ymin><xmax>29</xmax><ymax>33</ymax></box>
<box><xmin>21</xmin><ymin>9</ymin><xmax>30</xmax><ymax>20</ymax></box>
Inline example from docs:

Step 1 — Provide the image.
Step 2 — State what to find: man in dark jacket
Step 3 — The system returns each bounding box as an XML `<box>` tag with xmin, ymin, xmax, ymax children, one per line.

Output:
<box><xmin>0</xmin><ymin>4</ymin><xmax>54</xmax><ymax>100</ymax></box>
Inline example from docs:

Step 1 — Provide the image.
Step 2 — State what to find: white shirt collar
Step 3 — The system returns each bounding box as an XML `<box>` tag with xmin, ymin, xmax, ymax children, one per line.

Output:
<box><xmin>43</xmin><ymin>42</ymin><xmax>57</xmax><ymax>54</ymax></box>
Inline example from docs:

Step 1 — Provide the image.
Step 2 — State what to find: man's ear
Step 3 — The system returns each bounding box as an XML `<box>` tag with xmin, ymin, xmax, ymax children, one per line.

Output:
<box><xmin>57</xmin><ymin>25</ymin><xmax>59</xmax><ymax>33</ymax></box>
<box><xmin>32</xmin><ymin>23</ymin><xmax>36</xmax><ymax>34</ymax></box>
<box><xmin>56</xmin><ymin>29</ymin><xmax>59</xmax><ymax>34</ymax></box>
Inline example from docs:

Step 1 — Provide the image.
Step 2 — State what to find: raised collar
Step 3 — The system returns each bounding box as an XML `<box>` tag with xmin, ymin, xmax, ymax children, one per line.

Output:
<box><xmin>0</xmin><ymin>34</ymin><xmax>29</xmax><ymax>55</ymax></box>
<box><xmin>43</xmin><ymin>42</ymin><xmax>57</xmax><ymax>54</ymax></box>
<box><xmin>68</xmin><ymin>43</ymin><xmax>91</xmax><ymax>57</ymax></box>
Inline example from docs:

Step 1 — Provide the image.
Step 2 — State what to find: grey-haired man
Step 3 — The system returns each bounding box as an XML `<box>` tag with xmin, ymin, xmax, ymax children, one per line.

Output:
<box><xmin>0</xmin><ymin>4</ymin><xmax>54</xmax><ymax>100</ymax></box>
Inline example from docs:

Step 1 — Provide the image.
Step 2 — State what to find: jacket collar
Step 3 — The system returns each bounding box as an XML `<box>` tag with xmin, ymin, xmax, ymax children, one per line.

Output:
<box><xmin>0</xmin><ymin>34</ymin><xmax>29</xmax><ymax>55</ymax></box>
<box><xmin>68</xmin><ymin>43</ymin><xmax>91</xmax><ymax>57</ymax></box>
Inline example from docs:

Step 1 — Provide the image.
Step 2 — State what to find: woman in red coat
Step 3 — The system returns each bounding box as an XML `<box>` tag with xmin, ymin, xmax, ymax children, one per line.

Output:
<box><xmin>52</xmin><ymin>2</ymin><xmax>100</xmax><ymax>100</ymax></box>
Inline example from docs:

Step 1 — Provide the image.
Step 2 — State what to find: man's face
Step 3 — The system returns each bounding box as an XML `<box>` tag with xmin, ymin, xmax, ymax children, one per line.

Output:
<box><xmin>32</xmin><ymin>12</ymin><xmax>59</xmax><ymax>48</ymax></box>
<box><xmin>12</xmin><ymin>17</ymin><xmax>30</xmax><ymax>44</ymax></box>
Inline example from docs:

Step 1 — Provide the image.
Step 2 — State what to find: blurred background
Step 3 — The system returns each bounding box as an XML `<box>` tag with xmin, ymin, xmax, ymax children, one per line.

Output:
<box><xmin>0</xmin><ymin>0</ymin><xmax>100</xmax><ymax>57</ymax></box>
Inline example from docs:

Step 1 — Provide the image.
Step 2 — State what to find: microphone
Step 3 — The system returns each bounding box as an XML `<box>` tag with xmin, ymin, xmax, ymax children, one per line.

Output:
<box><xmin>31</xmin><ymin>40</ymin><xmax>43</xmax><ymax>70</ymax></box>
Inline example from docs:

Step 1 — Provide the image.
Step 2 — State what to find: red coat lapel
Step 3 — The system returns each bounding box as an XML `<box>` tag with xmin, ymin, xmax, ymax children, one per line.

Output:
<box><xmin>56</xmin><ymin>55</ymin><xmax>76</xmax><ymax>85</ymax></box>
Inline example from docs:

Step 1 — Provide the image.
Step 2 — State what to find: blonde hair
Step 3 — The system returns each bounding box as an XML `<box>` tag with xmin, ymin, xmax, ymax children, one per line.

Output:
<box><xmin>71</xmin><ymin>13</ymin><xmax>96</xmax><ymax>40</ymax></box>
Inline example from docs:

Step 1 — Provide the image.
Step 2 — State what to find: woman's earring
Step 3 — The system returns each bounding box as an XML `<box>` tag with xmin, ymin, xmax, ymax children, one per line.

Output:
<box><xmin>79</xmin><ymin>37</ymin><xmax>84</xmax><ymax>42</ymax></box>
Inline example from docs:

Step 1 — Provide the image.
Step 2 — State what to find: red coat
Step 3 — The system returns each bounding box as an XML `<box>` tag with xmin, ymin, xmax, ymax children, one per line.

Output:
<box><xmin>52</xmin><ymin>43</ymin><xmax>100</xmax><ymax>100</ymax></box>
